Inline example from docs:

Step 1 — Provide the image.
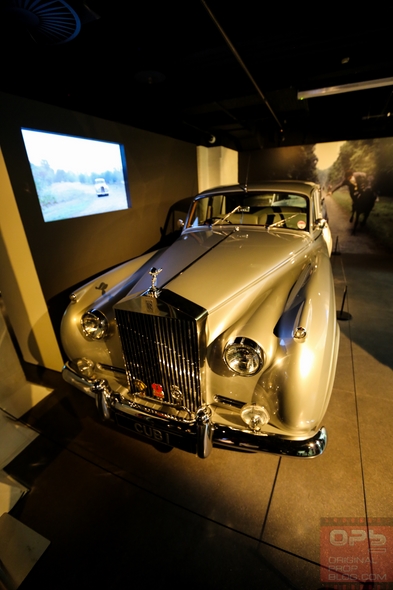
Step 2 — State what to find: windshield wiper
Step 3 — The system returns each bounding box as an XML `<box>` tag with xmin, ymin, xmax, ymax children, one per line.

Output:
<box><xmin>267</xmin><ymin>213</ymin><xmax>299</xmax><ymax>230</ymax></box>
<box><xmin>212</xmin><ymin>205</ymin><xmax>241</xmax><ymax>226</ymax></box>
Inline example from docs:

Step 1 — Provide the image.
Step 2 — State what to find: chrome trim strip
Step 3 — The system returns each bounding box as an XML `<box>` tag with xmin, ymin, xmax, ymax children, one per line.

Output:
<box><xmin>213</xmin><ymin>395</ymin><xmax>246</xmax><ymax>409</ymax></box>
<box><xmin>99</xmin><ymin>364</ymin><xmax>126</xmax><ymax>374</ymax></box>
<box><xmin>114</xmin><ymin>398</ymin><xmax>195</xmax><ymax>423</ymax></box>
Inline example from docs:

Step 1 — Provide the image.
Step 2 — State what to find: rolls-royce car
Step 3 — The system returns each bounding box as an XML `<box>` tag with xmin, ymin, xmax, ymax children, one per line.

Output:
<box><xmin>61</xmin><ymin>182</ymin><xmax>340</xmax><ymax>459</ymax></box>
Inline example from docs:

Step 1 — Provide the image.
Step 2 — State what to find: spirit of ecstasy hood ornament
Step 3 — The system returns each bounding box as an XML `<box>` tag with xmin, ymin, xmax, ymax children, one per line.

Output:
<box><xmin>145</xmin><ymin>267</ymin><xmax>162</xmax><ymax>297</ymax></box>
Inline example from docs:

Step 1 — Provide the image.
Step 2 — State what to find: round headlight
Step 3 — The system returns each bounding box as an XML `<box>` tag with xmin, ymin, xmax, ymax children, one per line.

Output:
<box><xmin>81</xmin><ymin>310</ymin><xmax>108</xmax><ymax>340</ymax></box>
<box><xmin>224</xmin><ymin>337</ymin><xmax>263</xmax><ymax>376</ymax></box>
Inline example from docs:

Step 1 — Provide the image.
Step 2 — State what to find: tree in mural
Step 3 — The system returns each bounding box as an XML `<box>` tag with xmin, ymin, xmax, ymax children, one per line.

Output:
<box><xmin>327</xmin><ymin>140</ymin><xmax>376</xmax><ymax>188</ymax></box>
<box><xmin>291</xmin><ymin>145</ymin><xmax>319</xmax><ymax>182</ymax></box>
<box><xmin>244</xmin><ymin>138</ymin><xmax>393</xmax><ymax>197</ymax></box>
<box><xmin>327</xmin><ymin>138</ymin><xmax>393</xmax><ymax>196</ymax></box>
<box><xmin>245</xmin><ymin>144</ymin><xmax>319</xmax><ymax>182</ymax></box>
<box><xmin>374</xmin><ymin>138</ymin><xmax>393</xmax><ymax>196</ymax></box>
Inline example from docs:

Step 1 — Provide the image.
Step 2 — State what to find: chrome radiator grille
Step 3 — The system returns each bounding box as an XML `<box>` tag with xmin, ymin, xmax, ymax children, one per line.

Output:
<box><xmin>115</xmin><ymin>307</ymin><xmax>202</xmax><ymax>413</ymax></box>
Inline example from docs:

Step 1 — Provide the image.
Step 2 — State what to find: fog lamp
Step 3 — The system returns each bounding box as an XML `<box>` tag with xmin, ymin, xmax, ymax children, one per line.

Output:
<box><xmin>241</xmin><ymin>404</ymin><xmax>270</xmax><ymax>431</ymax></box>
<box><xmin>76</xmin><ymin>357</ymin><xmax>96</xmax><ymax>379</ymax></box>
<box><xmin>81</xmin><ymin>309</ymin><xmax>108</xmax><ymax>340</ymax></box>
<box><xmin>224</xmin><ymin>337</ymin><xmax>263</xmax><ymax>376</ymax></box>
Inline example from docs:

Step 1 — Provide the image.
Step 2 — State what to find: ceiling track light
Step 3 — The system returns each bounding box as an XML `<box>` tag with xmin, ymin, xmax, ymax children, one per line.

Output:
<box><xmin>298</xmin><ymin>77</ymin><xmax>393</xmax><ymax>100</ymax></box>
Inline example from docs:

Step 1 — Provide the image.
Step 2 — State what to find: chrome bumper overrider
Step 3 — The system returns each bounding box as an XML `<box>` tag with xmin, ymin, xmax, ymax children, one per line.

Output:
<box><xmin>62</xmin><ymin>363</ymin><xmax>327</xmax><ymax>459</ymax></box>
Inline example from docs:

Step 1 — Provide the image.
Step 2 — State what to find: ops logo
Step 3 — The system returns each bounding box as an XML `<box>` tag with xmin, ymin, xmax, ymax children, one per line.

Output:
<box><xmin>330</xmin><ymin>529</ymin><xmax>386</xmax><ymax>551</ymax></box>
<box><xmin>320</xmin><ymin>518</ymin><xmax>393</xmax><ymax>585</ymax></box>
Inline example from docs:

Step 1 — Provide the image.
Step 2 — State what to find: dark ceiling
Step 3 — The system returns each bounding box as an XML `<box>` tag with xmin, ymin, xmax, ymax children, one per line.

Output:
<box><xmin>2</xmin><ymin>0</ymin><xmax>393</xmax><ymax>150</ymax></box>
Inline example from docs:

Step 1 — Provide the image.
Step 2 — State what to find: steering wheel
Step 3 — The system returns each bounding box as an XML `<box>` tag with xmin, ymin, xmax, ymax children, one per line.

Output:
<box><xmin>272</xmin><ymin>207</ymin><xmax>286</xmax><ymax>228</ymax></box>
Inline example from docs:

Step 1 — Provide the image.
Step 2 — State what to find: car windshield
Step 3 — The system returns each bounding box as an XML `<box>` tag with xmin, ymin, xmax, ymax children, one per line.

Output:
<box><xmin>187</xmin><ymin>191</ymin><xmax>309</xmax><ymax>231</ymax></box>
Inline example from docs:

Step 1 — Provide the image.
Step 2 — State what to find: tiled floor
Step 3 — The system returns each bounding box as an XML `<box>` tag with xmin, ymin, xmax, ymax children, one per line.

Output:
<box><xmin>3</xmin><ymin>198</ymin><xmax>393</xmax><ymax>590</ymax></box>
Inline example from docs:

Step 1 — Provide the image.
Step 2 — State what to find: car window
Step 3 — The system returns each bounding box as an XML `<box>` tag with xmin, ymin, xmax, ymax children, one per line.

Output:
<box><xmin>187</xmin><ymin>192</ymin><xmax>309</xmax><ymax>231</ymax></box>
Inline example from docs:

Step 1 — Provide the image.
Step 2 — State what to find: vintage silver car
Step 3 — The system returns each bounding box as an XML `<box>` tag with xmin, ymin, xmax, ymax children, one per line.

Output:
<box><xmin>61</xmin><ymin>181</ymin><xmax>340</xmax><ymax>459</ymax></box>
<box><xmin>94</xmin><ymin>177</ymin><xmax>109</xmax><ymax>197</ymax></box>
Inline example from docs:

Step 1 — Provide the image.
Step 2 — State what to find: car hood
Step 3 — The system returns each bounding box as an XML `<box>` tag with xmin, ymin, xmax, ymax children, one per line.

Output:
<box><xmin>128</xmin><ymin>227</ymin><xmax>311</xmax><ymax>313</ymax></box>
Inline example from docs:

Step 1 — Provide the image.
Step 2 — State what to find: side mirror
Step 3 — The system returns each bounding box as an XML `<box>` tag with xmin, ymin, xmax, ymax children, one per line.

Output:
<box><xmin>314</xmin><ymin>218</ymin><xmax>327</xmax><ymax>230</ymax></box>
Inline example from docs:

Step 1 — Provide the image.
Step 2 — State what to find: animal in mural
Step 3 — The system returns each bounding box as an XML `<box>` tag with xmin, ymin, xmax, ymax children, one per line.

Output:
<box><xmin>351</xmin><ymin>181</ymin><xmax>378</xmax><ymax>234</ymax></box>
<box><xmin>332</xmin><ymin>171</ymin><xmax>377</xmax><ymax>234</ymax></box>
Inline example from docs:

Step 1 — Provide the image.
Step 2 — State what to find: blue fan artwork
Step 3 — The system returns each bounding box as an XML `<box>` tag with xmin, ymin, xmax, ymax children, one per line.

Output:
<box><xmin>5</xmin><ymin>0</ymin><xmax>82</xmax><ymax>44</ymax></box>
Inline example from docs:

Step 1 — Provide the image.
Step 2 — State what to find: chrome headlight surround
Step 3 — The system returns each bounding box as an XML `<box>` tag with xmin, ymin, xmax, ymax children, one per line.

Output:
<box><xmin>224</xmin><ymin>337</ymin><xmax>264</xmax><ymax>376</ymax></box>
<box><xmin>81</xmin><ymin>309</ymin><xmax>109</xmax><ymax>340</ymax></box>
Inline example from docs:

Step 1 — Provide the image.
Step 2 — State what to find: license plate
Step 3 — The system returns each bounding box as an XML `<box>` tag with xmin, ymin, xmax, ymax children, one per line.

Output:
<box><xmin>115</xmin><ymin>412</ymin><xmax>194</xmax><ymax>452</ymax></box>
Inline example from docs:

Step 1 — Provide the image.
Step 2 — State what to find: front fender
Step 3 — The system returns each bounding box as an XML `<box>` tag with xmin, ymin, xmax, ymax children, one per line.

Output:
<box><xmin>61</xmin><ymin>250</ymin><xmax>160</xmax><ymax>364</ymax></box>
<box><xmin>263</xmin><ymin>249</ymin><xmax>339</xmax><ymax>433</ymax></box>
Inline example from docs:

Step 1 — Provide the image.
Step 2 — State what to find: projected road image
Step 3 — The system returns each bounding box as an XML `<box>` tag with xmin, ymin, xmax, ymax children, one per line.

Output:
<box><xmin>21</xmin><ymin>129</ymin><xmax>130</xmax><ymax>222</ymax></box>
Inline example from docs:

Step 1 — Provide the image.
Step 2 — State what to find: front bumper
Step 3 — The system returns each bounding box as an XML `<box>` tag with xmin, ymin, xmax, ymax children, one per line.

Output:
<box><xmin>62</xmin><ymin>362</ymin><xmax>327</xmax><ymax>459</ymax></box>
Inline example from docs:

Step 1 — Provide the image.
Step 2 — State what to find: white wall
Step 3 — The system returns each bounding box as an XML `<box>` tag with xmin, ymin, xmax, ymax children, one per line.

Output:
<box><xmin>197</xmin><ymin>146</ymin><xmax>238</xmax><ymax>192</ymax></box>
<box><xmin>0</xmin><ymin>148</ymin><xmax>63</xmax><ymax>371</ymax></box>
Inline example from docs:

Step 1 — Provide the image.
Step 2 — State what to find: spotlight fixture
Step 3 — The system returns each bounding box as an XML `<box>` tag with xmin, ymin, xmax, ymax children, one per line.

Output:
<box><xmin>134</xmin><ymin>71</ymin><xmax>166</xmax><ymax>85</ymax></box>
<box><xmin>298</xmin><ymin>77</ymin><xmax>393</xmax><ymax>100</ymax></box>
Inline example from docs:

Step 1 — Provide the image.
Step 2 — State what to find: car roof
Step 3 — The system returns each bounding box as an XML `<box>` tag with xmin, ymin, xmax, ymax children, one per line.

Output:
<box><xmin>196</xmin><ymin>181</ymin><xmax>318</xmax><ymax>200</ymax></box>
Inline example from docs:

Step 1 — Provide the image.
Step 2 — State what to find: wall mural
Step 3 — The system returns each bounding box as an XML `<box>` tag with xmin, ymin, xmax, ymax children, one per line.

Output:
<box><xmin>240</xmin><ymin>138</ymin><xmax>393</xmax><ymax>253</ymax></box>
